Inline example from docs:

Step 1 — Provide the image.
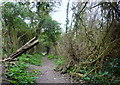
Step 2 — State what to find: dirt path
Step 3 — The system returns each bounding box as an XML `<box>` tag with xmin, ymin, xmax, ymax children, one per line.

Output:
<box><xmin>29</xmin><ymin>57</ymin><xmax>70</xmax><ymax>83</ymax></box>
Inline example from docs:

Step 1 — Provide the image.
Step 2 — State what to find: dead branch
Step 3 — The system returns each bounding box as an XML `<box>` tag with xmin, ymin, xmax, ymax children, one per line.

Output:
<box><xmin>2</xmin><ymin>37</ymin><xmax>39</xmax><ymax>62</ymax></box>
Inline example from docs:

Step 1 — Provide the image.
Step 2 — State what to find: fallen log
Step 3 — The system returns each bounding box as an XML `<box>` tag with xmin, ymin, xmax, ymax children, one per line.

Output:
<box><xmin>2</xmin><ymin>37</ymin><xmax>39</xmax><ymax>61</ymax></box>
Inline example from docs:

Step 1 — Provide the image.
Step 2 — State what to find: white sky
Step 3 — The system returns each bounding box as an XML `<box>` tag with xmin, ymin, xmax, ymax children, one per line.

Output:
<box><xmin>50</xmin><ymin>0</ymin><xmax>69</xmax><ymax>32</ymax></box>
<box><xmin>50</xmin><ymin>0</ymin><xmax>73</xmax><ymax>33</ymax></box>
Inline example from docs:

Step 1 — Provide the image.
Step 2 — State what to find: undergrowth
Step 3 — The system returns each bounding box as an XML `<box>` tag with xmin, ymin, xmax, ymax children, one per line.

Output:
<box><xmin>62</xmin><ymin>57</ymin><xmax>120</xmax><ymax>84</ymax></box>
<box><xmin>54</xmin><ymin>57</ymin><xmax>65</xmax><ymax>66</ymax></box>
<box><xmin>47</xmin><ymin>54</ymin><xmax>58</xmax><ymax>59</ymax></box>
<box><xmin>6</xmin><ymin>53</ymin><xmax>42</xmax><ymax>84</ymax></box>
<box><xmin>47</xmin><ymin>54</ymin><xmax>65</xmax><ymax>66</ymax></box>
<box><xmin>21</xmin><ymin>54</ymin><xmax>43</xmax><ymax>66</ymax></box>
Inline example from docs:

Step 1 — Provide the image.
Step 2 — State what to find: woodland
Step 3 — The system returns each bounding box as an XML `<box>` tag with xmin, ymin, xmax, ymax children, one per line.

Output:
<box><xmin>0</xmin><ymin>0</ymin><xmax>120</xmax><ymax>84</ymax></box>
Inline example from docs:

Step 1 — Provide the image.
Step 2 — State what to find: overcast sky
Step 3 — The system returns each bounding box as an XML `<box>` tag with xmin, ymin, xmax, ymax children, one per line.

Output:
<box><xmin>50</xmin><ymin>0</ymin><xmax>72</xmax><ymax>32</ymax></box>
<box><xmin>50</xmin><ymin>0</ymin><xmax>68</xmax><ymax>32</ymax></box>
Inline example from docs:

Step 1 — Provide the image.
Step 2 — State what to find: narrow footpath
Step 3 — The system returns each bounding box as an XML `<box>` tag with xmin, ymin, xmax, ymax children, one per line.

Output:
<box><xmin>29</xmin><ymin>57</ymin><xmax>70</xmax><ymax>83</ymax></box>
